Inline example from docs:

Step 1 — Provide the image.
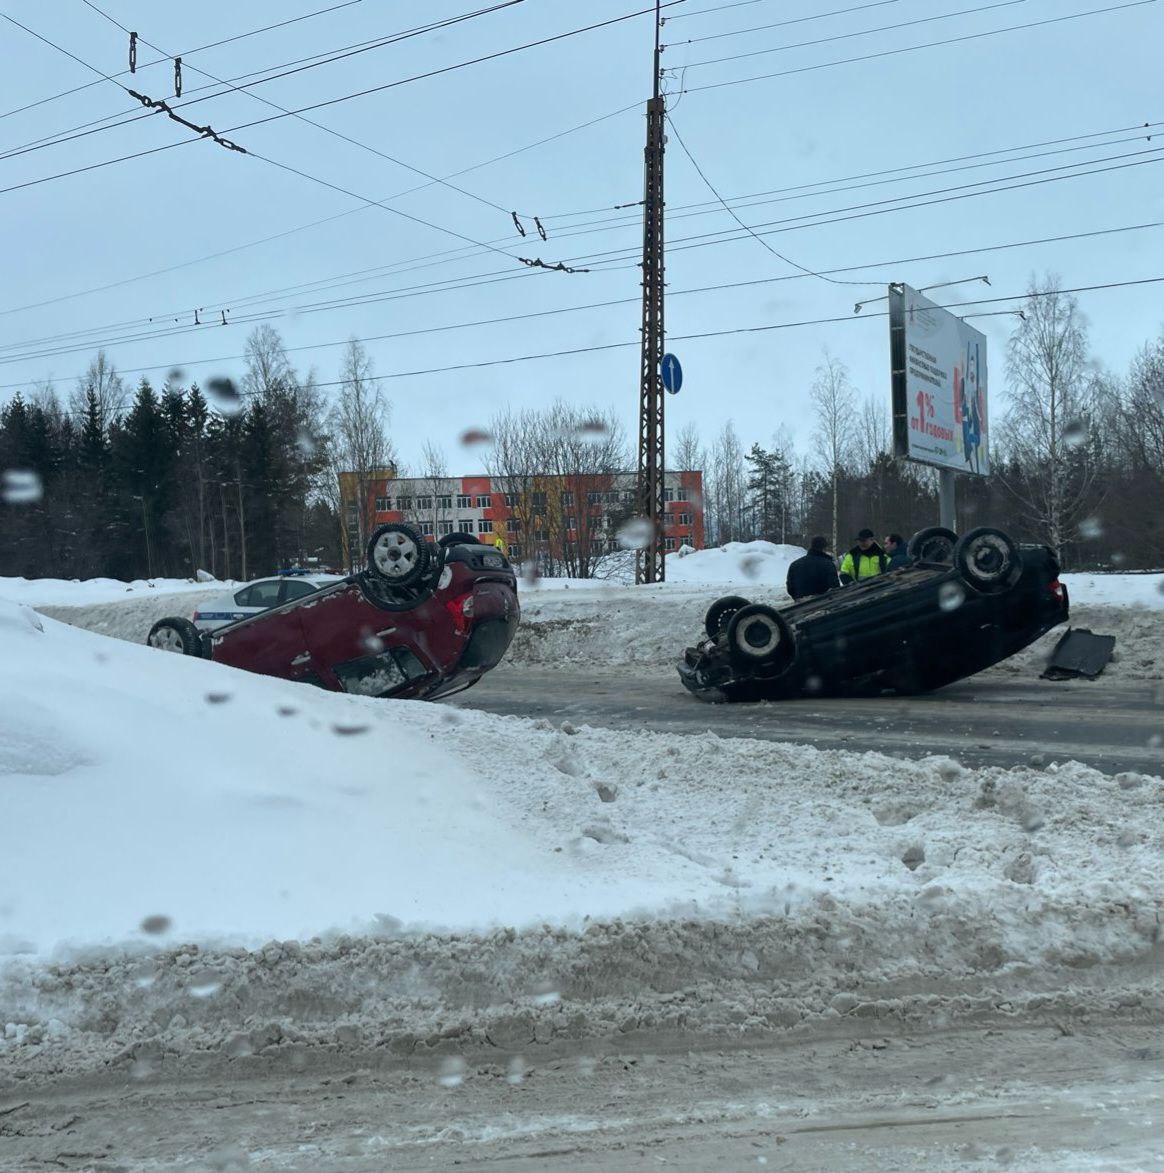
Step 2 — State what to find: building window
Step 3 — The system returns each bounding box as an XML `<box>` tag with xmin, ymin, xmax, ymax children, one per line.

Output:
<box><xmin>534</xmin><ymin>529</ymin><xmax>549</xmax><ymax>543</ymax></box>
<box><xmin>623</xmin><ymin>490</ymin><xmax>636</xmax><ymax>505</ymax></box>
<box><xmin>664</xmin><ymin>488</ymin><xmax>674</xmax><ymax>502</ymax></box>
<box><xmin>478</xmin><ymin>519</ymin><xmax>494</xmax><ymax>534</ymax></box>
<box><xmin>560</xmin><ymin>491</ymin><xmax>574</xmax><ymax>507</ymax></box>
<box><xmin>477</xmin><ymin>494</ymin><xmax>492</xmax><ymax>509</ymax></box>
<box><xmin>396</xmin><ymin>496</ymin><xmax>412</xmax><ymax>511</ymax></box>
<box><xmin>438</xmin><ymin>520</ymin><xmax>454</xmax><ymax>535</ymax></box>
<box><xmin>459</xmin><ymin>519</ymin><xmax>473</xmax><ymax>531</ymax></box>
<box><xmin>604</xmin><ymin>491</ymin><xmax>619</xmax><ymax>504</ymax></box>
<box><xmin>437</xmin><ymin>494</ymin><xmax>452</xmax><ymax>510</ymax></box>
<box><xmin>587</xmin><ymin>491</ymin><xmax>602</xmax><ymax>506</ymax></box>
<box><xmin>416</xmin><ymin>495</ymin><xmax>432</xmax><ymax>511</ymax></box>
<box><xmin>678</xmin><ymin>512</ymin><xmax>691</xmax><ymax>525</ymax></box>
<box><xmin>664</xmin><ymin>536</ymin><xmax>676</xmax><ymax>551</ymax></box>
<box><xmin>679</xmin><ymin>534</ymin><xmax>691</xmax><ymax>547</ymax></box>
<box><xmin>532</xmin><ymin>491</ymin><xmax>547</xmax><ymax>508</ymax></box>
<box><xmin>591</xmin><ymin>536</ymin><xmax>605</xmax><ymax>553</ymax></box>
<box><xmin>566</xmin><ymin>516</ymin><xmax>577</xmax><ymax>531</ymax></box>
<box><xmin>374</xmin><ymin>496</ymin><xmax>391</xmax><ymax>512</ymax></box>
<box><xmin>506</xmin><ymin>518</ymin><xmax>521</xmax><ymax>533</ymax></box>
<box><xmin>509</xmin><ymin>544</ymin><xmax>522</xmax><ymax>559</ymax></box>
<box><xmin>419</xmin><ymin>521</ymin><xmax>434</xmax><ymax>536</ymax></box>
<box><xmin>504</xmin><ymin>492</ymin><xmax>519</xmax><ymax>508</ymax></box>
<box><xmin>677</xmin><ymin>487</ymin><xmax>689</xmax><ymax>502</ymax></box>
<box><xmin>457</xmin><ymin>494</ymin><xmax>473</xmax><ymax>509</ymax></box>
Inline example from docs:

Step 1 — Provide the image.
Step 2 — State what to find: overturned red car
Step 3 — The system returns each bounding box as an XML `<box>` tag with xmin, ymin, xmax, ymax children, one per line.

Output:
<box><xmin>146</xmin><ymin>525</ymin><xmax>519</xmax><ymax>700</ymax></box>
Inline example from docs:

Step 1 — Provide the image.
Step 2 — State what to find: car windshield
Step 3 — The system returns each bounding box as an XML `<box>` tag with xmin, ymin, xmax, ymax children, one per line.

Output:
<box><xmin>1</xmin><ymin>2</ymin><xmax>1162</xmax><ymax>1168</ymax></box>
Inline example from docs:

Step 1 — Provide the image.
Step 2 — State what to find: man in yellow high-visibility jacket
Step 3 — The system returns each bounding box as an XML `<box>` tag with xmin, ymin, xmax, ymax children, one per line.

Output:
<box><xmin>839</xmin><ymin>528</ymin><xmax>889</xmax><ymax>585</ymax></box>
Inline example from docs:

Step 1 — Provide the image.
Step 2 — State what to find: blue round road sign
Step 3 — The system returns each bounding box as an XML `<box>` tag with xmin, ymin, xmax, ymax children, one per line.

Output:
<box><xmin>661</xmin><ymin>352</ymin><xmax>683</xmax><ymax>395</ymax></box>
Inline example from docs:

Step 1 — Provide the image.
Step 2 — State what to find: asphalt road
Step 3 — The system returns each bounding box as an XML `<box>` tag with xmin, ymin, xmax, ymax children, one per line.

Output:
<box><xmin>453</xmin><ymin>666</ymin><xmax>1164</xmax><ymax>776</ymax></box>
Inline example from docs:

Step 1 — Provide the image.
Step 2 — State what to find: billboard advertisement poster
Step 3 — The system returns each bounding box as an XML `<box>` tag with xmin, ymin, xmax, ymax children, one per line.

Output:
<box><xmin>889</xmin><ymin>283</ymin><xmax>989</xmax><ymax>477</ymax></box>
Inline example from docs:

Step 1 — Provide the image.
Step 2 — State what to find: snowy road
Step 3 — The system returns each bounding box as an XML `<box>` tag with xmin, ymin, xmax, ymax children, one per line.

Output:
<box><xmin>5</xmin><ymin>1023</ymin><xmax>1163</xmax><ymax>1169</ymax></box>
<box><xmin>454</xmin><ymin>667</ymin><xmax>1164</xmax><ymax>776</ymax></box>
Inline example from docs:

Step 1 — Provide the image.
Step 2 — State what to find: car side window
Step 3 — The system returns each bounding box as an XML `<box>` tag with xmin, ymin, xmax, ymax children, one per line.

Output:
<box><xmin>281</xmin><ymin>580</ymin><xmax>318</xmax><ymax>602</ymax></box>
<box><xmin>235</xmin><ymin>580</ymin><xmax>281</xmax><ymax>608</ymax></box>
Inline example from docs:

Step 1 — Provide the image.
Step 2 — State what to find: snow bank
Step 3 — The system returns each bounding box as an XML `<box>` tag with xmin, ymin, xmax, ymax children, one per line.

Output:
<box><xmin>1062</xmin><ymin>571</ymin><xmax>1164</xmax><ymax>608</ymax></box>
<box><xmin>665</xmin><ymin>540</ymin><xmax>804</xmax><ymax>586</ymax></box>
<box><xmin>2</xmin><ymin>596</ymin><xmax>1164</xmax><ymax>1078</ymax></box>
<box><xmin>0</xmin><ymin>574</ymin><xmax>233</xmax><ymax>607</ymax></box>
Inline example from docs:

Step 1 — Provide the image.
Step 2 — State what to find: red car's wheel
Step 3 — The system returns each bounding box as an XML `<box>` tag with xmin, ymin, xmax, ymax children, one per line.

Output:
<box><xmin>147</xmin><ymin>617</ymin><xmax>202</xmax><ymax>656</ymax></box>
<box><xmin>366</xmin><ymin>523</ymin><xmax>430</xmax><ymax>587</ymax></box>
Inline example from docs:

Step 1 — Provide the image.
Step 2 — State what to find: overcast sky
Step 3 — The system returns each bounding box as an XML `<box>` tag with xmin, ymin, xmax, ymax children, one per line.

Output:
<box><xmin>1</xmin><ymin>0</ymin><xmax>1161</xmax><ymax>473</ymax></box>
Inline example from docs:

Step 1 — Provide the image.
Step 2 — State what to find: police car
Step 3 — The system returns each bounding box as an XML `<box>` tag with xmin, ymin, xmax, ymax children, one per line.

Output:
<box><xmin>192</xmin><ymin>574</ymin><xmax>344</xmax><ymax>632</ymax></box>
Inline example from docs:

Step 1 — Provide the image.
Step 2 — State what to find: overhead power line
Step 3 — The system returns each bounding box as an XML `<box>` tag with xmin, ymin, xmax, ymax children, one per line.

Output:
<box><xmin>684</xmin><ymin>0</ymin><xmax>1160</xmax><ymax>94</ymax></box>
<box><xmin>682</xmin><ymin>0</ymin><xmax>1031</xmax><ymax>69</ymax></box>
<box><xmin>2</xmin><ymin>223</ymin><xmax>1160</xmax><ymax>372</ymax></box>
<box><xmin>0</xmin><ymin>1</ymin><xmax>367</xmax><ymax>123</ymax></box>
<box><xmin>668</xmin><ymin>0</ymin><xmax>905</xmax><ymax>45</ymax></box>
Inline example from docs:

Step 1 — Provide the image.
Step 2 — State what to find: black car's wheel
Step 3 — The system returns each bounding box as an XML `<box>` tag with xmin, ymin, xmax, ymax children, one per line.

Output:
<box><xmin>726</xmin><ymin>604</ymin><xmax>795</xmax><ymax>673</ymax></box>
<box><xmin>438</xmin><ymin>531</ymin><xmax>480</xmax><ymax>548</ymax></box>
<box><xmin>147</xmin><ymin>616</ymin><xmax>202</xmax><ymax>656</ymax></box>
<box><xmin>366</xmin><ymin>523</ymin><xmax>430</xmax><ymax>586</ymax></box>
<box><xmin>704</xmin><ymin>594</ymin><xmax>750</xmax><ymax>640</ymax></box>
<box><xmin>954</xmin><ymin>526</ymin><xmax>1021</xmax><ymax>593</ymax></box>
<box><xmin>907</xmin><ymin>526</ymin><xmax>958</xmax><ymax>564</ymax></box>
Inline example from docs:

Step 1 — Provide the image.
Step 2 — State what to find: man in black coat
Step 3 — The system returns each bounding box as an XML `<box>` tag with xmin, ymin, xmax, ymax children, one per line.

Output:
<box><xmin>786</xmin><ymin>535</ymin><xmax>841</xmax><ymax>601</ymax></box>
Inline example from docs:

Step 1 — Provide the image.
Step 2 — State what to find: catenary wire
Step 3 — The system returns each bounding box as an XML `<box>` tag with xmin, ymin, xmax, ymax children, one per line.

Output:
<box><xmin>2</xmin><ymin>222</ymin><xmax>1160</xmax><ymax>371</ymax></box>
<box><xmin>670</xmin><ymin>0</ymin><xmax>904</xmax><ymax>45</ymax></box>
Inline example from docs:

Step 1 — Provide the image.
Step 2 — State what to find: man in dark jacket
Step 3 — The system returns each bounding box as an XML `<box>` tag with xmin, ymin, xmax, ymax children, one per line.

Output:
<box><xmin>786</xmin><ymin>536</ymin><xmax>841</xmax><ymax>600</ymax></box>
<box><xmin>885</xmin><ymin>533</ymin><xmax>910</xmax><ymax>570</ymax></box>
<box><xmin>839</xmin><ymin>528</ymin><xmax>888</xmax><ymax>584</ymax></box>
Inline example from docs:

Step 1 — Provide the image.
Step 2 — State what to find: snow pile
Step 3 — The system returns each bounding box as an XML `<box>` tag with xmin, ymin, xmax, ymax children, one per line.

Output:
<box><xmin>664</xmin><ymin>540</ymin><xmax>804</xmax><ymax>586</ymax></box>
<box><xmin>2</xmin><ymin>598</ymin><xmax>1164</xmax><ymax>1076</ymax></box>
<box><xmin>1062</xmin><ymin>571</ymin><xmax>1164</xmax><ymax>608</ymax></box>
<box><xmin>0</xmin><ymin>574</ymin><xmax>234</xmax><ymax>607</ymax></box>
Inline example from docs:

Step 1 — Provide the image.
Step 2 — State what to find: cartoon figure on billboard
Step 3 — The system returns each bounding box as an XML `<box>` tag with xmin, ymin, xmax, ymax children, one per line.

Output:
<box><xmin>961</xmin><ymin>340</ymin><xmax>983</xmax><ymax>474</ymax></box>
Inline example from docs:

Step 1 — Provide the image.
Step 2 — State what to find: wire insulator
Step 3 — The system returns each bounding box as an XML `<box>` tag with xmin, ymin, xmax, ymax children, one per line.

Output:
<box><xmin>174</xmin><ymin>56</ymin><xmax>182</xmax><ymax>97</ymax></box>
<box><xmin>129</xmin><ymin>31</ymin><xmax>137</xmax><ymax>73</ymax></box>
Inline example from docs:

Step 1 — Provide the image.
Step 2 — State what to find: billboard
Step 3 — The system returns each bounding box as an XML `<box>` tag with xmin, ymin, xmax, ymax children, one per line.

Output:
<box><xmin>889</xmin><ymin>283</ymin><xmax>988</xmax><ymax>476</ymax></box>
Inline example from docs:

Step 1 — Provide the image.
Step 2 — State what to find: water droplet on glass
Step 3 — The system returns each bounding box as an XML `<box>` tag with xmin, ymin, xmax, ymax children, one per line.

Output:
<box><xmin>332</xmin><ymin>723</ymin><xmax>370</xmax><ymax>736</ymax></box>
<box><xmin>205</xmin><ymin>377</ymin><xmax>243</xmax><ymax>416</ymax></box>
<box><xmin>521</xmin><ymin>559</ymin><xmax>540</xmax><ymax>587</ymax></box>
<box><xmin>204</xmin><ymin>692</ymin><xmax>231</xmax><ymax>705</ymax></box>
<box><xmin>437</xmin><ymin>1056</ymin><xmax>466</xmax><ymax>1087</ymax></box>
<box><xmin>1079</xmin><ymin>516</ymin><xmax>1103</xmax><ymax>540</ymax></box>
<box><xmin>1111</xmin><ymin>551</ymin><xmax>1127</xmax><ymax>567</ymax></box>
<box><xmin>1063</xmin><ymin>418</ymin><xmax>1087</xmax><ymax>447</ymax></box>
<box><xmin>938</xmin><ymin>581</ymin><xmax>966</xmax><ymax>612</ymax></box>
<box><xmin>804</xmin><ymin>675</ymin><xmax>823</xmax><ymax>694</ymax></box>
<box><xmin>617</xmin><ymin>517</ymin><xmax>654</xmax><ymax>550</ymax></box>
<box><xmin>360</xmin><ymin>628</ymin><xmax>385</xmax><ymax>654</ymax></box>
<box><xmin>140</xmin><ymin>914</ymin><xmax>172</xmax><ymax>935</ymax></box>
<box><xmin>1147</xmin><ymin>733</ymin><xmax>1163</xmax><ymax>749</ymax></box>
<box><xmin>1117</xmin><ymin>830</ymin><xmax>1136</xmax><ymax>848</ymax></box>
<box><xmin>459</xmin><ymin>427</ymin><xmax>492</xmax><ymax>448</ymax></box>
<box><xmin>530</xmin><ymin>982</ymin><xmax>560</xmax><ymax>1006</ymax></box>
<box><xmin>576</xmin><ymin>1055</ymin><xmax>597</xmax><ymax>1076</ymax></box>
<box><xmin>295</xmin><ymin>428</ymin><xmax>317</xmax><ymax>457</ymax></box>
<box><xmin>130</xmin><ymin>1056</ymin><xmax>156</xmax><ymax>1080</ymax></box>
<box><xmin>738</xmin><ymin>553</ymin><xmax>763</xmax><ymax>579</ymax></box>
<box><xmin>189</xmin><ymin>977</ymin><xmax>222</xmax><ymax>999</ymax></box>
<box><xmin>506</xmin><ymin>1056</ymin><xmax>526</xmax><ymax>1085</ymax></box>
<box><xmin>1</xmin><ymin>469</ymin><xmax>43</xmax><ymax>504</ymax></box>
<box><xmin>130</xmin><ymin>960</ymin><xmax>157</xmax><ymax>989</ymax></box>
<box><xmin>575</xmin><ymin>418</ymin><xmax>608</xmax><ymax>441</ymax></box>
<box><xmin>277</xmin><ymin>705</ymin><xmax>298</xmax><ymax>717</ymax></box>
<box><xmin>167</xmin><ymin>367</ymin><xmax>186</xmax><ymax>384</ymax></box>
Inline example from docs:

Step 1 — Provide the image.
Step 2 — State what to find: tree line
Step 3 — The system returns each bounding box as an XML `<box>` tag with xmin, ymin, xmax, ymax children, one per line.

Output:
<box><xmin>2</xmin><ymin>278</ymin><xmax>1161</xmax><ymax>582</ymax></box>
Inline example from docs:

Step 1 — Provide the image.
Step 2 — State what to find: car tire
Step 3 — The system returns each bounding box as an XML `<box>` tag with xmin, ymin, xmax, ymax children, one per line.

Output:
<box><xmin>907</xmin><ymin>526</ymin><xmax>958</xmax><ymax>564</ymax></box>
<box><xmin>366</xmin><ymin>523</ymin><xmax>430</xmax><ymax>587</ymax></box>
<box><xmin>147</xmin><ymin>616</ymin><xmax>202</xmax><ymax>656</ymax></box>
<box><xmin>954</xmin><ymin>526</ymin><xmax>1021</xmax><ymax>593</ymax></box>
<box><xmin>726</xmin><ymin>603</ymin><xmax>795</xmax><ymax>673</ymax></box>
<box><xmin>704</xmin><ymin>594</ymin><xmax>750</xmax><ymax>640</ymax></box>
<box><xmin>438</xmin><ymin>531</ymin><xmax>480</xmax><ymax>548</ymax></box>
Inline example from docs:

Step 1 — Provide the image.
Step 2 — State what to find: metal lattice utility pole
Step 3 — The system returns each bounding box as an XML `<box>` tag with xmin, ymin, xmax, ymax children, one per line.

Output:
<box><xmin>635</xmin><ymin>0</ymin><xmax>666</xmax><ymax>584</ymax></box>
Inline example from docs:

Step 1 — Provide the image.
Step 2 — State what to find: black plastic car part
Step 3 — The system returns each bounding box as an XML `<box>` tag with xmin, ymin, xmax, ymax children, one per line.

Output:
<box><xmin>725</xmin><ymin>603</ymin><xmax>795</xmax><ymax>673</ymax></box>
<box><xmin>704</xmin><ymin>595</ymin><xmax>750</xmax><ymax>639</ymax></box>
<box><xmin>954</xmin><ymin>527</ymin><xmax>1022</xmax><ymax>593</ymax></box>
<box><xmin>907</xmin><ymin>526</ymin><xmax>958</xmax><ymax>564</ymax></box>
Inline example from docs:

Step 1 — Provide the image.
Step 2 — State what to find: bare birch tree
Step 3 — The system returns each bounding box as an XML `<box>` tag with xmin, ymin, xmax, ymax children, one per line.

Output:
<box><xmin>1000</xmin><ymin>276</ymin><xmax>1098</xmax><ymax>556</ymax></box>
<box><xmin>329</xmin><ymin>338</ymin><xmax>395</xmax><ymax>565</ymax></box>
<box><xmin>811</xmin><ymin>351</ymin><xmax>857</xmax><ymax>557</ymax></box>
<box><xmin>70</xmin><ymin>350</ymin><xmax>126</xmax><ymax>428</ymax></box>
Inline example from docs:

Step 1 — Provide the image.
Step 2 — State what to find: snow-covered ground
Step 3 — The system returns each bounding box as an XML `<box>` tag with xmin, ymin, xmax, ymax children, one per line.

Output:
<box><xmin>2</xmin><ymin>589</ymin><xmax>1164</xmax><ymax>1083</ymax></box>
<box><xmin>0</xmin><ymin>573</ymin><xmax>235</xmax><ymax>607</ymax></box>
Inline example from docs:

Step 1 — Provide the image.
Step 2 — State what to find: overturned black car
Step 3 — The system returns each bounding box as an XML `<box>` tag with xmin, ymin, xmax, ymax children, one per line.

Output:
<box><xmin>678</xmin><ymin>527</ymin><xmax>1068</xmax><ymax>701</ymax></box>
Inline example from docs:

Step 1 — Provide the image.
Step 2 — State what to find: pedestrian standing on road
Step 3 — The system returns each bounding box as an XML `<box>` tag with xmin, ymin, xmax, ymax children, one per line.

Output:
<box><xmin>885</xmin><ymin>533</ymin><xmax>910</xmax><ymax>571</ymax></box>
<box><xmin>786</xmin><ymin>536</ymin><xmax>841</xmax><ymax>600</ymax></box>
<box><xmin>839</xmin><ymin>528</ymin><xmax>888</xmax><ymax>585</ymax></box>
